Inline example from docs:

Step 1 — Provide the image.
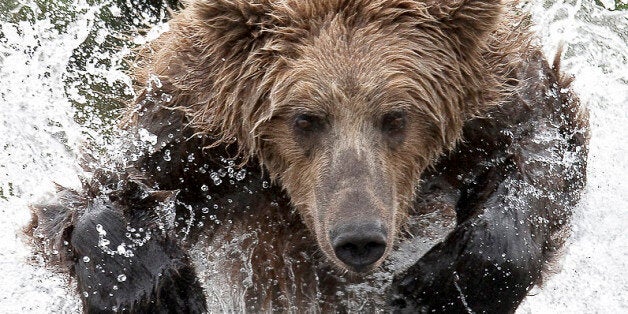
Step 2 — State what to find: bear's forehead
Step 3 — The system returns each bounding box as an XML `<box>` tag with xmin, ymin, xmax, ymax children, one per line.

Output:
<box><xmin>267</xmin><ymin>43</ymin><xmax>426</xmax><ymax>117</ymax></box>
<box><xmin>284</xmin><ymin>31</ymin><xmax>415</xmax><ymax>96</ymax></box>
<box><xmin>263</xmin><ymin>2</ymin><xmax>454</xmax><ymax>113</ymax></box>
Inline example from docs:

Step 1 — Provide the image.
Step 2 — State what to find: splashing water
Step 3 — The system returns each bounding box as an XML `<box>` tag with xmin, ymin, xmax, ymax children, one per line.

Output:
<box><xmin>518</xmin><ymin>0</ymin><xmax>628</xmax><ymax>312</ymax></box>
<box><xmin>0</xmin><ymin>0</ymin><xmax>626</xmax><ymax>312</ymax></box>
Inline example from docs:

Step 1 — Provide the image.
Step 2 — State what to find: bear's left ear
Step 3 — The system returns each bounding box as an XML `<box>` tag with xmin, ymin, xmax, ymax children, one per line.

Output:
<box><xmin>427</xmin><ymin>0</ymin><xmax>503</xmax><ymax>49</ymax></box>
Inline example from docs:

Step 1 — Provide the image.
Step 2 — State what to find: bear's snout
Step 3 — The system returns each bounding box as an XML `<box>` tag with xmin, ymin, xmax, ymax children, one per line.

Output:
<box><xmin>330</xmin><ymin>222</ymin><xmax>388</xmax><ymax>272</ymax></box>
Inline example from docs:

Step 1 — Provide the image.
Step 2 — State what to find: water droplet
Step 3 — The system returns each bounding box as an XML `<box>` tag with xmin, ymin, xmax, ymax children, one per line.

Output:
<box><xmin>96</xmin><ymin>224</ymin><xmax>106</xmax><ymax>236</ymax></box>
<box><xmin>262</xmin><ymin>181</ymin><xmax>270</xmax><ymax>189</ymax></box>
<box><xmin>235</xmin><ymin>169</ymin><xmax>246</xmax><ymax>181</ymax></box>
<box><xmin>83</xmin><ymin>291</ymin><xmax>89</xmax><ymax>298</ymax></box>
<box><xmin>201</xmin><ymin>207</ymin><xmax>209</xmax><ymax>214</ymax></box>
<box><xmin>149</xmin><ymin>74</ymin><xmax>163</xmax><ymax>88</ymax></box>
<box><xmin>163</xmin><ymin>149</ymin><xmax>171</xmax><ymax>161</ymax></box>
<box><xmin>210</xmin><ymin>172</ymin><xmax>222</xmax><ymax>185</ymax></box>
<box><xmin>116</xmin><ymin>244</ymin><xmax>126</xmax><ymax>255</ymax></box>
<box><xmin>117</xmin><ymin>274</ymin><xmax>127</xmax><ymax>282</ymax></box>
<box><xmin>160</xmin><ymin>93</ymin><xmax>172</xmax><ymax>103</ymax></box>
<box><xmin>201</xmin><ymin>184</ymin><xmax>209</xmax><ymax>192</ymax></box>
<box><xmin>112</xmin><ymin>285</ymin><xmax>118</xmax><ymax>291</ymax></box>
<box><xmin>83</xmin><ymin>256</ymin><xmax>90</xmax><ymax>263</ymax></box>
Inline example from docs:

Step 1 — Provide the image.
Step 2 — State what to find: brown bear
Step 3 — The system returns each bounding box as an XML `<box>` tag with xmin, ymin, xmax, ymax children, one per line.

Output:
<box><xmin>28</xmin><ymin>0</ymin><xmax>589</xmax><ymax>312</ymax></box>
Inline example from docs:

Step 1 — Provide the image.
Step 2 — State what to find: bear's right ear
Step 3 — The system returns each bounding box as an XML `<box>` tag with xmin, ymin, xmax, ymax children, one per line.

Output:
<box><xmin>189</xmin><ymin>0</ymin><xmax>274</xmax><ymax>41</ymax></box>
<box><xmin>426</xmin><ymin>0</ymin><xmax>503</xmax><ymax>50</ymax></box>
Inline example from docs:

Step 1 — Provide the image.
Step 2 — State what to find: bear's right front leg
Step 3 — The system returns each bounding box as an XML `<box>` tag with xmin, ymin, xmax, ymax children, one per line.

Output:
<box><xmin>71</xmin><ymin>200</ymin><xmax>207</xmax><ymax>313</ymax></box>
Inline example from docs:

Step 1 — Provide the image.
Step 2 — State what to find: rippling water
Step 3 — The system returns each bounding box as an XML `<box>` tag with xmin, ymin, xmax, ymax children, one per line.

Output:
<box><xmin>0</xmin><ymin>0</ymin><xmax>626</xmax><ymax>312</ymax></box>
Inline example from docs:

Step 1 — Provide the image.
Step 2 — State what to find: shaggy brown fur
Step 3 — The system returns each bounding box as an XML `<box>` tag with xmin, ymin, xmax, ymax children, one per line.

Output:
<box><xmin>28</xmin><ymin>0</ymin><xmax>589</xmax><ymax>312</ymax></box>
<box><xmin>131</xmin><ymin>0</ymin><xmax>536</xmax><ymax>270</ymax></box>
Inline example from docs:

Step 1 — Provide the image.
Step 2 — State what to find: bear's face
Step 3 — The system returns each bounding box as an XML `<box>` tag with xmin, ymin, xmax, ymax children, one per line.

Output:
<box><xmin>168</xmin><ymin>0</ymin><xmax>506</xmax><ymax>273</ymax></box>
<box><xmin>257</xmin><ymin>22</ymin><xmax>456</xmax><ymax>272</ymax></box>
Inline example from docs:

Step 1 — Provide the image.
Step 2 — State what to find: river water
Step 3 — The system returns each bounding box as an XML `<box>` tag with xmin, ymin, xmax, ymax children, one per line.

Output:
<box><xmin>0</xmin><ymin>0</ymin><xmax>626</xmax><ymax>312</ymax></box>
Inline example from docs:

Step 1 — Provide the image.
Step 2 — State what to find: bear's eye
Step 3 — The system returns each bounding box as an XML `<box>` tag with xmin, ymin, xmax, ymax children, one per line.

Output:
<box><xmin>381</xmin><ymin>111</ymin><xmax>407</xmax><ymax>135</ymax></box>
<box><xmin>294</xmin><ymin>114</ymin><xmax>325</xmax><ymax>134</ymax></box>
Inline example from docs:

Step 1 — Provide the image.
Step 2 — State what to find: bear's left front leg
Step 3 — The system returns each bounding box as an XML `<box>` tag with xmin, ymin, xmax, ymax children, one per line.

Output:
<box><xmin>390</xmin><ymin>168</ymin><xmax>546</xmax><ymax>313</ymax></box>
<box><xmin>391</xmin><ymin>198</ymin><xmax>544</xmax><ymax>313</ymax></box>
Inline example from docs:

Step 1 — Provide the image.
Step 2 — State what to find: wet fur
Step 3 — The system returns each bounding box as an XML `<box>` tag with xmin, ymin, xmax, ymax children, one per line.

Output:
<box><xmin>28</xmin><ymin>0</ymin><xmax>588</xmax><ymax>312</ymax></box>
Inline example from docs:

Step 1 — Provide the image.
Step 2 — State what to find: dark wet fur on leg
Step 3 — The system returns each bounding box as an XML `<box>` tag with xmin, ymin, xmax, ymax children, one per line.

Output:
<box><xmin>28</xmin><ymin>175</ymin><xmax>207</xmax><ymax>313</ymax></box>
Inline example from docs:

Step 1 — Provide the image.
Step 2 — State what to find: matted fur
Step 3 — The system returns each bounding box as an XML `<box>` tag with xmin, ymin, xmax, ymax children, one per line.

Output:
<box><xmin>131</xmin><ymin>0</ymin><xmax>528</xmax><ymax>162</ymax></box>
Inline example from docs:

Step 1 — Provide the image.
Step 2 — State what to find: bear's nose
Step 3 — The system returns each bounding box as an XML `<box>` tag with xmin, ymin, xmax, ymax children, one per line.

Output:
<box><xmin>330</xmin><ymin>222</ymin><xmax>387</xmax><ymax>272</ymax></box>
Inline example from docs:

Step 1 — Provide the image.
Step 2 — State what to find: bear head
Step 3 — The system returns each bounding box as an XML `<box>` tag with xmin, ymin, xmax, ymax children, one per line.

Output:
<box><xmin>137</xmin><ymin>0</ymin><xmax>518</xmax><ymax>273</ymax></box>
